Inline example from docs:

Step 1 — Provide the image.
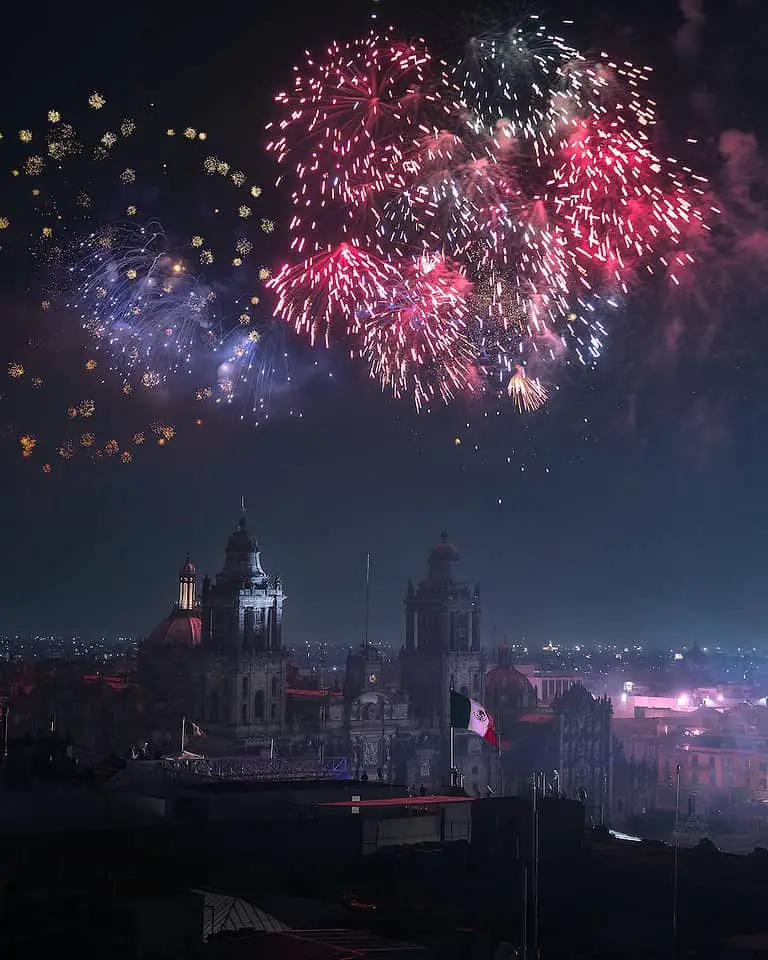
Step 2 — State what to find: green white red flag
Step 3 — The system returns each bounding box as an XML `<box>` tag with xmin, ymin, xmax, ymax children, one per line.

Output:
<box><xmin>450</xmin><ymin>690</ymin><xmax>497</xmax><ymax>745</ymax></box>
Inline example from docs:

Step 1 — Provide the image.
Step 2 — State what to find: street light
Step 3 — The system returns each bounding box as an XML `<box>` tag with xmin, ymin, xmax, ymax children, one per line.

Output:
<box><xmin>673</xmin><ymin>762</ymin><xmax>682</xmax><ymax>960</ymax></box>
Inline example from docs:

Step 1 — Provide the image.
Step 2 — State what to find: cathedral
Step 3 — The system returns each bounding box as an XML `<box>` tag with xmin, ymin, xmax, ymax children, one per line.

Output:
<box><xmin>198</xmin><ymin>513</ymin><xmax>286</xmax><ymax>739</ymax></box>
<box><xmin>140</xmin><ymin>514</ymin><xmax>612</xmax><ymax>808</ymax></box>
<box><xmin>140</xmin><ymin>516</ymin><xmax>495</xmax><ymax>793</ymax></box>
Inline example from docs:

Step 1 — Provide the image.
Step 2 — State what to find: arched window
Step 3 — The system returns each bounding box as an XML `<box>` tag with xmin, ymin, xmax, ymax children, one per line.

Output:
<box><xmin>254</xmin><ymin>690</ymin><xmax>265</xmax><ymax>720</ymax></box>
<box><xmin>241</xmin><ymin>702</ymin><xmax>248</xmax><ymax>725</ymax></box>
<box><xmin>270</xmin><ymin>675</ymin><xmax>278</xmax><ymax>698</ymax></box>
<box><xmin>242</xmin><ymin>675</ymin><xmax>249</xmax><ymax>698</ymax></box>
<box><xmin>243</xmin><ymin>607</ymin><xmax>255</xmax><ymax>651</ymax></box>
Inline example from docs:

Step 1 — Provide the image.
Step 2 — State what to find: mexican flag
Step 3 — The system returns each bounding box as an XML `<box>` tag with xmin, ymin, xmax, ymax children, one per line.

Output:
<box><xmin>450</xmin><ymin>691</ymin><xmax>497</xmax><ymax>745</ymax></box>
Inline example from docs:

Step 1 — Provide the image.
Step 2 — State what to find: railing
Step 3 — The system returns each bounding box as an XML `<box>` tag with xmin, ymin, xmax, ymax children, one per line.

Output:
<box><xmin>151</xmin><ymin>755</ymin><xmax>351</xmax><ymax>783</ymax></box>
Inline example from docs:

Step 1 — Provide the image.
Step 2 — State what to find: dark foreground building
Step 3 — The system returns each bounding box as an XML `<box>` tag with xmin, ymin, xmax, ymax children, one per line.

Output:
<box><xmin>0</xmin><ymin>773</ymin><xmax>583</xmax><ymax>958</ymax></box>
<box><xmin>2</xmin><ymin>768</ymin><xmax>768</xmax><ymax>959</ymax></box>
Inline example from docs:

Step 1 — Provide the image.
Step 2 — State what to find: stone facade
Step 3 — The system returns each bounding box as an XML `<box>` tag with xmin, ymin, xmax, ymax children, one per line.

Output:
<box><xmin>555</xmin><ymin>685</ymin><xmax>613</xmax><ymax>826</ymax></box>
<box><xmin>142</xmin><ymin>522</ymin><xmax>496</xmax><ymax>793</ymax></box>
<box><xmin>317</xmin><ymin>533</ymin><xmax>492</xmax><ymax>794</ymax></box>
<box><xmin>141</xmin><ymin>521</ymin><xmax>613</xmax><ymax>808</ymax></box>
<box><xmin>199</xmin><ymin>515</ymin><xmax>287</xmax><ymax>742</ymax></box>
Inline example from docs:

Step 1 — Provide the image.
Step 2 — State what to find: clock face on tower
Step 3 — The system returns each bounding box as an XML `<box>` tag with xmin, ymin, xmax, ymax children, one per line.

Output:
<box><xmin>368</xmin><ymin>672</ymin><xmax>377</xmax><ymax>686</ymax></box>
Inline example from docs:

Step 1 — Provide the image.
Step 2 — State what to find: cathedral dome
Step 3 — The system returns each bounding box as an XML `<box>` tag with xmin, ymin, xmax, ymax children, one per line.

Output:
<box><xmin>220</xmin><ymin>515</ymin><xmax>267</xmax><ymax>584</ymax></box>
<box><xmin>486</xmin><ymin>665</ymin><xmax>536</xmax><ymax>696</ymax></box>
<box><xmin>180</xmin><ymin>557</ymin><xmax>196</xmax><ymax>576</ymax></box>
<box><xmin>486</xmin><ymin>665</ymin><xmax>537</xmax><ymax>712</ymax></box>
<box><xmin>146</xmin><ymin>609</ymin><xmax>202</xmax><ymax>650</ymax></box>
<box><xmin>429</xmin><ymin>531</ymin><xmax>460</xmax><ymax>563</ymax></box>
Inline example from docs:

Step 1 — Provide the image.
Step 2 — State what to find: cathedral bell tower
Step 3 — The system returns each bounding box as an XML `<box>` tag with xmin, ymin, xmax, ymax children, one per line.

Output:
<box><xmin>200</xmin><ymin>505</ymin><xmax>287</xmax><ymax>744</ymax></box>
<box><xmin>178</xmin><ymin>555</ymin><xmax>197</xmax><ymax>612</ymax></box>
<box><xmin>401</xmin><ymin>532</ymin><xmax>484</xmax><ymax>724</ymax></box>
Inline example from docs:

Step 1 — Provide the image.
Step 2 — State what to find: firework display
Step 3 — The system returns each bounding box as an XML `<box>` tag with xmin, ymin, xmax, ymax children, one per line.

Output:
<box><xmin>359</xmin><ymin>253</ymin><xmax>475</xmax><ymax>410</ymax></box>
<box><xmin>1</xmin><ymin>13</ymin><xmax>714</xmax><ymax>475</ymax></box>
<box><xmin>4</xmin><ymin>355</ymin><xmax>177</xmax><ymax>472</ymax></box>
<box><xmin>1</xmin><ymin>94</ymin><xmax>287</xmax><ymax>468</ymax></box>
<box><xmin>267</xmin><ymin>17</ymin><xmax>710</xmax><ymax>410</ymax></box>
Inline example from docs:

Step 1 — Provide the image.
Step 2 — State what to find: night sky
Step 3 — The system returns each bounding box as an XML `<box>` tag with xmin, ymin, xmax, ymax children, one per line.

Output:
<box><xmin>2</xmin><ymin>0</ymin><xmax>768</xmax><ymax>651</ymax></box>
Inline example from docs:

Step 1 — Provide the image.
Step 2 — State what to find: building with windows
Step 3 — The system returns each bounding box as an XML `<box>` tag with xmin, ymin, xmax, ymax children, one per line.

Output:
<box><xmin>657</xmin><ymin>733</ymin><xmax>768</xmax><ymax>811</ymax></box>
<box><xmin>139</xmin><ymin>524</ymin><xmax>496</xmax><ymax>792</ymax></box>
<box><xmin>139</xmin><ymin>520</ymin><xmax>615</xmax><ymax>807</ymax></box>
<box><xmin>514</xmin><ymin>665</ymin><xmax>583</xmax><ymax>706</ymax></box>
<box><xmin>199</xmin><ymin>513</ymin><xmax>286</xmax><ymax>741</ymax></box>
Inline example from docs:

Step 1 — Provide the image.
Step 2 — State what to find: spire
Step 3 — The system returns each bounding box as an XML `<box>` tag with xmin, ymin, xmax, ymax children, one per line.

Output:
<box><xmin>240</xmin><ymin>495</ymin><xmax>246</xmax><ymax>519</ymax></box>
<box><xmin>427</xmin><ymin>531</ymin><xmax>460</xmax><ymax>582</ymax></box>
<box><xmin>178</xmin><ymin>554</ymin><xmax>197</xmax><ymax>611</ymax></box>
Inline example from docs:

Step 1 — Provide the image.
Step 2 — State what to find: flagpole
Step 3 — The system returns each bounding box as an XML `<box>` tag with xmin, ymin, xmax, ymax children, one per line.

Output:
<box><xmin>532</xmin><ymin>775</ymin><xmax>540</xmax><ymax>960</ymax></box>
<box><xmin>521</xmin><ymin>862</ymin><xmax>529</xmax><ymax>960</ymax></box>
<box><xmin>496</xmin><ymin>728</ymin><xmax>502</xmax><ymax>796</ymax></box>
<box><xmin>673</xmin><ymin>762</ymin><xmax>681</xmax><ymax>960</ymax></box>
<box><xmin>180</xmin><ymin>716</ymin><xmax>185</xmax><ymax>755</ymax></box>
<box><xmin>449</xmin><ymin>674</ymin><xmax>456</xmax><ymax>788</ymax></box>
<box><xmin>2</xmin><ymin>703</ymin><xmax>8</xmax><ymax>760</ymax></box>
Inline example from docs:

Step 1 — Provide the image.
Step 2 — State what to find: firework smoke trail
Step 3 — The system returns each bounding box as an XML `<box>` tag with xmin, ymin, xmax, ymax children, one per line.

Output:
<box><xmin>63</xmin><ymin>222</ymin><xmax>217</xmax><ymax>388</ymax></box>
<box><xmin>215</xmin><ymin>317</ymin><xmax>294</xmax><ymax>424</ymax></box>
<box><xmin>266</xmin><ymin>16</ymin><xmax>709</xmax><ymax>413</ymax></box>
<box><xmin>1</xmin><ymin>94</ymin><xmax>282</xmax><ymax>471</ymax></box>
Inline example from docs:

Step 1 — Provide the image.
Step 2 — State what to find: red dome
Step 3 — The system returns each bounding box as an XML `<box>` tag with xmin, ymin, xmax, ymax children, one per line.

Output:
<box><xmin>486</xmin><ymin>666</ymin><xmax>537</xmax><ymax>712</ymax></box>
<box><xmin>180</xmin><ymin>557</ymin><xmax>196</xmax><ymax>575</ymax></box>
<box><xmin>486</xmin><ymin>666</ymin><xmax>535</xmax><ymax>695</ymax></box>
<box><xmin>146</xmin><ymin>610</ymin><xmax>202</xmax><ymax>649</ymax></box>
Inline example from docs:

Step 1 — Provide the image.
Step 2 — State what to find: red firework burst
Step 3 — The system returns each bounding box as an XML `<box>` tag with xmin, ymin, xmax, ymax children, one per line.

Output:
<box><xmin>265</xmin><ymin>29</ymin><xmax>462</xmax><ymax>229</ymax></box>
<box><xmin>360</xmin><ymin>254</ymin><xmax>477</xmax><ymax>409</ymax></box>
<box><xmin>266</xmin><ymin>23</ymin><xmax>711</xmax><ymax>414</ymax></box>
<box><xmin>267</xmin><ymin>242</ymin><xmax>398</xmax><ymax>347</ymax></box>
<box><xmin>548</xmin><ymin>117</ymin><xmax>705</xmax><ymax>290</ymax></box>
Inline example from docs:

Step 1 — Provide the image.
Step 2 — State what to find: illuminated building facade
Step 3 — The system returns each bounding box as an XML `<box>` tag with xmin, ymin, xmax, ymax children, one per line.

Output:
<box><xmin>555</xmin><ymin>685</ymin><xmax>613</xmax><ymax>826</ymax></box>
<box><xmin>199</xmin><ymin>512</ymin><xmax>287</xmax><ymax>741</ymax></box>
<box><xmin>658</xmin><ymin>734</ymin><xmax>768</xmax><ymax>810</ymax></box>
<box><xmin>316</xmin><ymin>533</ymin><xmax>492</xmax><ymax>792</ymax></box>
<box><xmin>401</xmin><ymin>532</ymin><xmax>485</xmax><ymax>724</ymax></box>
<box><xmin>140</xmin><ymin>526</ymin><xmax>493</xmax><ymax>793</ymax></box>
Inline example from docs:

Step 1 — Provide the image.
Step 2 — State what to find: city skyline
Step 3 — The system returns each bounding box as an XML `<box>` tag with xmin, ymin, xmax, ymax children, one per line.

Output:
<box><xmin>2</xmin><ymin>0</ymin><xmax>768</xmax><ymax>649</ymax></box>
